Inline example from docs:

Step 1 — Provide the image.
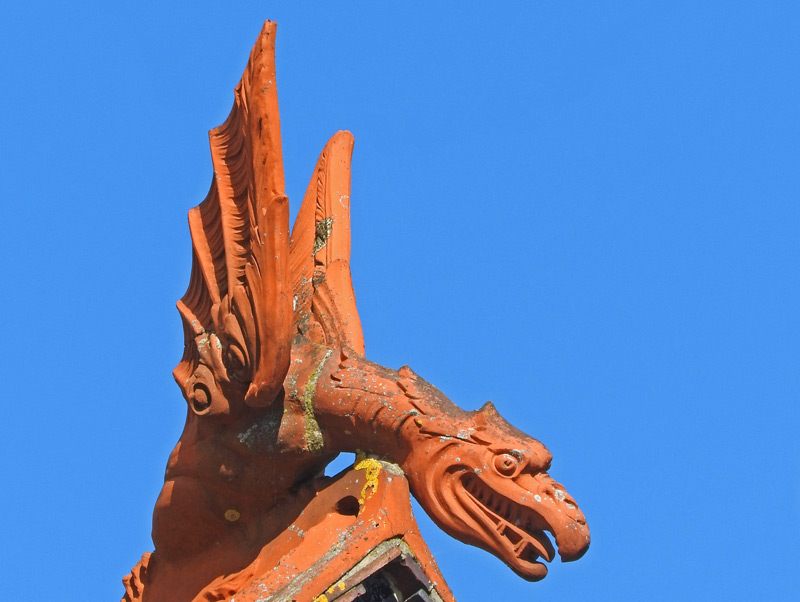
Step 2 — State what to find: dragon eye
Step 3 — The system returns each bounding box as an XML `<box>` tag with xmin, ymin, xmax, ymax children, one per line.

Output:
<box><xmin>493</xmin><ymin>453</ymin><xmax>519</xmax><ymax>477</ymax></box>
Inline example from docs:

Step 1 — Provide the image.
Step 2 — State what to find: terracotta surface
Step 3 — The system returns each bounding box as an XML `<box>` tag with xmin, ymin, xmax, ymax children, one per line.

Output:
<box><xmin>124</xmin><ymin>20</ymin><xmax>589</xmax><ymax>601</ymax></box>
<box><xmin>125</xmin><ymin>458</ymin><xmax>452</xmax><ymax>601</ymax></box>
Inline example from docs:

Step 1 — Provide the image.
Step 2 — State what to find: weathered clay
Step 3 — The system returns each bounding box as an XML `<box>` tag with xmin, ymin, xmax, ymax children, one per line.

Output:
<box><xmin>124</xmin><ymin>20</ymin><xmax>589</xmax><ymax>601</ymax></box>
<box><xmin>126</xmin><ymin>457</ymin><xmax>452</xmax><ymax>601</ymax></box>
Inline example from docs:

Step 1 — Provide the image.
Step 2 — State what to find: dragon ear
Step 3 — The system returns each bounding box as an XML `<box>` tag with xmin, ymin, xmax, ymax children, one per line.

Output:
<box><xmin>289</xmin><ymin>131</ymin><xmax>365</xmax><ymax>355</ymax></box>
<box><xmin>479</xmin><ymin>401</ymin><xmax>499</xmax><ymax>416</ymax></box>
<box><xmin>178</xmin><ymin>21</ymin><xmax>292</xmax><ymax>408</ymax></box>
<box><xmin>474</xmin><ymin>401</ymin><xmax>500</xmax><ymax>428</ymax></box>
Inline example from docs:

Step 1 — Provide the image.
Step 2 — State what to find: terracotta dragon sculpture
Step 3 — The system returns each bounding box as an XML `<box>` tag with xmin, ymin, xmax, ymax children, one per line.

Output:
<box><xmin>124</xmin><ymin>21</ymin><xmax>589</xmax><ymax>601</ymax></box>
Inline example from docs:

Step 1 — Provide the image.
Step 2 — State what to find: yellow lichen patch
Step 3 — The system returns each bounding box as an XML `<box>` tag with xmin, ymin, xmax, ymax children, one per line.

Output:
<box><xmin>313</xmin><ymin>579</ymin><xmax>346</xmax><ymax>602</ymax></box>
<box><xmin>224</xmin><ymin>509</ymin><xmax>241</xmax><ymax>522</ymax></box>
<box><xmin>324</xmin><ymin>581</ymin><xmax>347</xmax><ymax>595</ymax></box>
<box><xmin>354</xmin><ymin>452</ymin><xmax>382</xmax><ymax>505</ymax></box>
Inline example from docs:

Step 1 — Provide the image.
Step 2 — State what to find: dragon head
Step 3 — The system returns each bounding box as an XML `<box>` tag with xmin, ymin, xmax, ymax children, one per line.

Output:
<box><xmin>407</xmin><ymin>401</ymin><xmax>589</xmax><ymax>581</ymax></box>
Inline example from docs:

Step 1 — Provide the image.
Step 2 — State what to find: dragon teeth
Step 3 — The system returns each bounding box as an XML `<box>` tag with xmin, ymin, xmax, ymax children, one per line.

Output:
<box><xmin>530</xmin><ymin>532</ymin><xmax>555</xmax><ymax>562</ymax></box>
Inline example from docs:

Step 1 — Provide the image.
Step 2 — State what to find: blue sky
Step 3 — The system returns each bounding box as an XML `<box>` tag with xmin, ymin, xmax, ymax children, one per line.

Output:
<box><xmin>1</xmin><ymin>2</ymin><xmax>798</xmax><ymax>599</ymax></box>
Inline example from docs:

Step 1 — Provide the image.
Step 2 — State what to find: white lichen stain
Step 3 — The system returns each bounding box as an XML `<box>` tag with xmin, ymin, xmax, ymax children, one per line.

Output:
<box><xmin>456</xmin><ymin>428</ymin><xmax>474</xmax><ymax>441</ymax></box>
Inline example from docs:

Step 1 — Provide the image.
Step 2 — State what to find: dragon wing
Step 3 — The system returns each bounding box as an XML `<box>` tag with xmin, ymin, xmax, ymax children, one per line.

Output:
<box><xmin>176</xmin><ymin>21</ymin><xmax>292</xmax><ymax>408</ymax></box>
<box><xmin>289</xmin><ymin>131</ymin><xmax>365</xmax><ymax>356</ymax></box>
<box><xmin>176</xmin><ymin>21</ymin><xmax>364</xmax><ymax>416</ymax></box>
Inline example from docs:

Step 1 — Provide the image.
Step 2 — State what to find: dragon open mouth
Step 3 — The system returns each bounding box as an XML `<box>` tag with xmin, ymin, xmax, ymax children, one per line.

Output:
<box><xmin>461</xmin><ymin>472</ymin><xmax>556</xmax><ymax>579</ymax></box>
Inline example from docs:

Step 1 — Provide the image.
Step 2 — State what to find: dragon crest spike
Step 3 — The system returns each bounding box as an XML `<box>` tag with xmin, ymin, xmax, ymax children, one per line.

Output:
<box><xmin>290</xmin><ymin>130</ymin><xmax>365</xmax><ymax>355</ymax></box>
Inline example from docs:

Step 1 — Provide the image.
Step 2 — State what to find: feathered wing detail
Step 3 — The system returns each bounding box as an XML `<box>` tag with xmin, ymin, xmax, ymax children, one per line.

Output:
<box><xmin>177</xmin><ymin>21</ymin><xmax>291</xmax><ymax>407</ymax></box>
<box><xmin>290</xmin><ymin>131</ymin><xmax>365</xmax><ymax>355</ymax></box>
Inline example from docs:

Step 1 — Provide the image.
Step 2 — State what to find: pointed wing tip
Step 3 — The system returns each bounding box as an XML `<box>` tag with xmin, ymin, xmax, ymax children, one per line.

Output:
<box><xmin>251</xmin><ymin>21</ymin><xmax>278</xmax><ymax>70</ymax></box>
<box><xmin>330</xmin><ymin>130</ymin><xmax>355</xmax><ymax>149</ymax></box>
<box><xmin>207</xmin><ymin>21</ymin><xmax>280</xmax><ymax>139</ymax></box>
<box><xmin>333</xmin><ymin>129</ymin><xmax>354</xmax><ymax>140</ymax></box>
<box><xmin>322</xmin><ymin>131</ymin><xmax>355</xmax><ymax>166</ymax></box>
<box><xmin>259</xmin><ymin>19</ymin><xmax>278</xmax><ymax>38</ymax></box>
<box><xmin>250</xmin><ymin>20</ymin><xmax>278</xmax><ymax>71</ymax></box>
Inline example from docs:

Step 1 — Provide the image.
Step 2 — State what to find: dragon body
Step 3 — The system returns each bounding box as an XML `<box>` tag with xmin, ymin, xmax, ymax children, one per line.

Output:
<box><xmin>125</xmin><ymin>21</ymin><xmax>589</xmax><ymax>601</ymax></box>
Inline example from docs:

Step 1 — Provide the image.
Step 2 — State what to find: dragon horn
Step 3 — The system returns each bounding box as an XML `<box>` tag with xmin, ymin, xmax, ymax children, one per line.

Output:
<box><xmin>290</xmin><ymin>131</ymin><xmax>365</xmax><ymax>355</ymax></box>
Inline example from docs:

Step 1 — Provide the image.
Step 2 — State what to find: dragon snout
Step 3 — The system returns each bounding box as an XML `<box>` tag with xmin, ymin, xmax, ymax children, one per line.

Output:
<box><xmin>456</xmin><ymin>468</ymin><xmax>589</xmax><ymax>580</ymax></box>
<box><xmin>514</xmin><ymin>472</ymin><xmax>590</xmax><ymax>562</ymax></box>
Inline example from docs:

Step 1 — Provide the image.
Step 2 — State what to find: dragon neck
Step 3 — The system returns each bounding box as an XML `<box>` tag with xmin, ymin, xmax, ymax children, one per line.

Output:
<box><xmin>294</xmin><ymin>344</ymin><xmax>470</xmax><ymax>461</ymax></box>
